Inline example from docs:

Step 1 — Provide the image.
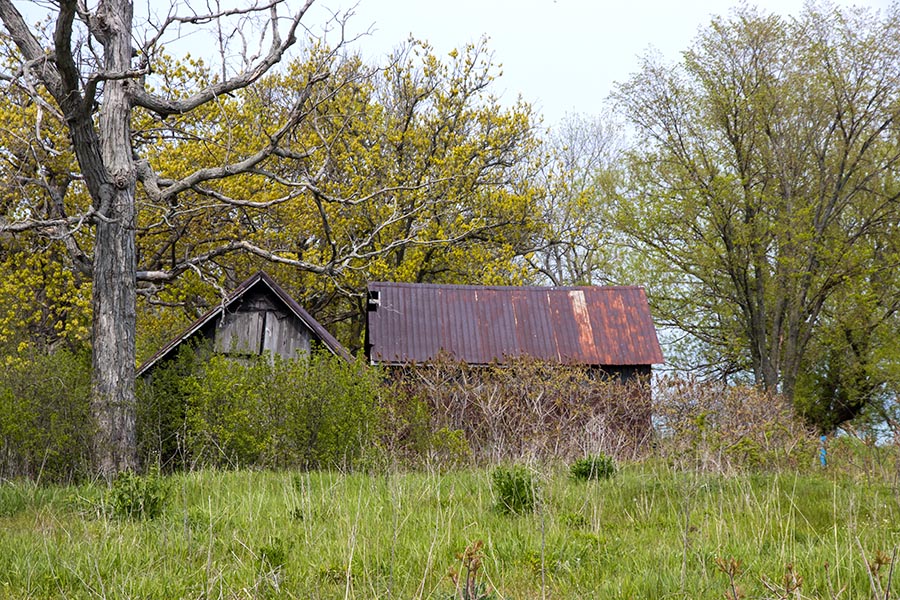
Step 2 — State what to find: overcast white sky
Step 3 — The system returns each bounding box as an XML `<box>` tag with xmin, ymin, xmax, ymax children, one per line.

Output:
<box><xmin>306</xmin><ymin>0</ymin><xmax>894</xmax><ymax>125</ymax></box>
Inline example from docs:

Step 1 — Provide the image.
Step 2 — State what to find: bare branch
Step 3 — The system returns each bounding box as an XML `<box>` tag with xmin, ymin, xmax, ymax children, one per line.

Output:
<box><xmin>136</xmin><ymin>239</ymin><xmax>330</xmax><ymax>282</ymax></box>
<box><xmin>0</xmin><ymin>1</ymin><xmax>52</xmax><ymax>70</ymax></box>
<box><xmin>0</xmin><ymin>208</ymin><xmax>96</xmax><ymax>233</ymax></box>
<box><xmin>131</xmin><ymin>0</ymin><xmax>315</xmax><ymax>117</ymax></box>
<box><xmin>141</xmin><ymin>0</ymin><xmax>287</xmax><ymax>53</ymax></box>
<box><xmin>142</xmin><ymin>69</ymin><xmax>328</xmax><ymax>202</ymax></box>
<box><xmin>187</xmin><ymin>184</ymin><xmax>303</xmax><ymax>208</ymax></box>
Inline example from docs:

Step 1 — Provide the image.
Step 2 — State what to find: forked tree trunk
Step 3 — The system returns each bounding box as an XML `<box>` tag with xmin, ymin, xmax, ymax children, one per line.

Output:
<box><xmin>91</xmin><ymin>0</ymin><xmax>137</xmax><ymax>477</ymax></box>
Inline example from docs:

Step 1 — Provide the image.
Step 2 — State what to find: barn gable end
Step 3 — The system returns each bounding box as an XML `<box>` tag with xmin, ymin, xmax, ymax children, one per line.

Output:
<box><xmin>137</xmin><ymin>272</ymin><xmax>348</xmax><ymax>377</ymax></box>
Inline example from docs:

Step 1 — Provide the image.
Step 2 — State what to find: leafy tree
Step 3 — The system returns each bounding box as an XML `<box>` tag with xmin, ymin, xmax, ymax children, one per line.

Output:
<box><xmin>613</xmin><ymin>3</ymin><xmax>900</xmax><ymax>427</ymax></box>
<box><xmin>0</xmin><ymin>1</ymin><xmax>544</xmax><ymax>474</ymax></box>
<box><xmin>264</xmin><ymin>39</ymin><xmax>541</xmax><ymax>344</ymax></box>
<box><xmin>0</xmin><ymin>0</ymin><xmax>350</xmax><ymax>475</ymax></box>
<box><xmin>132</xmin><ymin>38</ymin><xmax>542</xmax><ymax>350</ymax></box>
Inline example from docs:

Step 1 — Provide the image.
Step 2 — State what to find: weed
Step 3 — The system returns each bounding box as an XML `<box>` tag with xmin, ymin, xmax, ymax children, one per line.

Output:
<box><xmin>560</xmin><ymin>511</ymin><xmax>588</xmax><ymax>529</ymax></box>
<box><xmin>447</xmin><ymin>540</ymin><xmax>496</xmax><ymax>600</ymax></box>
<box><xmin>255</xmin><ymin>536</ymin><xmax>289</xmax><ymax>598</ymax></box>
<box><xmin>318</xmin><ymin>565</ymin><xmax>346</xmax><ymax>585</ymax></box>
<box><xmin>761</xmin><ymin>563</ymin><xmax>803</xmax><ymax>599</ymax></box>
<box><xmin>107</xmin><ymin>465</ymin><xmax>169</xmax><ymax>520</ymax></box>
<box><xmin>492</xmin><ymin>464</ymin><xmax>536</xmax><ymax>515</ymax></box>
<box><xmin>258</xmin><ymin>536</ymin><xmax>289</xmax><ymax>571</ymax></box>
<box><xmin>715</xmin><ymin>556</ymin><xmax>745</xmax><ymax>600</ymax></box>
<box><xmin>570</xmin><ymin>453</ymin><xmax>617</xmax><ymax>481</ymax></box>
<box><xmin>859</xmin><ymin>543</ymin><xmax>897</xmax><ymax>599</ymax></box>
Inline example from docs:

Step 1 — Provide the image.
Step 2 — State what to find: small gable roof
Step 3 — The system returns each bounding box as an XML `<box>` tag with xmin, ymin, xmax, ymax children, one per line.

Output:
<box><xmin>137</xmin><ymin>271</ymin><xmax>349</xmax><ymax>376</ymax></box>
<box><xmin>366</xmin><ymin>282</ymin><xmax>664</xmax><ymax>367</ymax></box>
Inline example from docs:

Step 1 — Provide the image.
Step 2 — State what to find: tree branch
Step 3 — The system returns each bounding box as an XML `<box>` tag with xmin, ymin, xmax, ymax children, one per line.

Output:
<box><xmin>130</xmin><ymin>0</ymin><xmax>315</xmax><ymax>117</ymax></box>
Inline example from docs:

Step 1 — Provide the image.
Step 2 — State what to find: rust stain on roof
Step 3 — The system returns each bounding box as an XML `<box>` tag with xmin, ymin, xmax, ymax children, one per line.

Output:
<box><xmin>366</xmin><ymin>282</ymin><xmax>664</xmax><ymax>366</ymax></box>
<box><xmin>568</xmin><ymin>289</ymin><xmax>599</xmax><ymax>360</ymax></box>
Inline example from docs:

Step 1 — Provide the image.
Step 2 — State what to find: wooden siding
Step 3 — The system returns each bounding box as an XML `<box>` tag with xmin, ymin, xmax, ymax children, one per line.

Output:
<box><xmin>262</xmin><ymin>310</ymin><xmax>312</xmax><ymax>357</ymax></box>
<box><xmin>137</xmin><ymin>272</ymin><xmax>349</xmax><ymax>377</ymax></box>
<box><xmin>214</xmin><ymin>311</ymin><xmax>265</xmax><ymax>354</ymax></box>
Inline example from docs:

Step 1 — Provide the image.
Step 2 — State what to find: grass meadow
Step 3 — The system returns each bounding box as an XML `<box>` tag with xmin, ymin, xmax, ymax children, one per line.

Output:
<box><xmin>1</xmin><ymin>458</ymin><xmax>899</xmax><ymax>599</ymax></box>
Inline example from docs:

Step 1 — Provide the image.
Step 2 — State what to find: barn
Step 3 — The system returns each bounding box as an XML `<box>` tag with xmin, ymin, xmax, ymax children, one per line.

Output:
<box><xmin>137</xmin><ymin>271</ymin><xmax>348</xmax><ymax>377</ymax></box>
<box><xmin>365</xmin><ymin>281</ymin><xmax>664</xmax><ymax>456</ymax></box>
<box><xmin>365</xmin><ymin>282</ymin><xmax>664</xmax><ymax>379</ymax></box>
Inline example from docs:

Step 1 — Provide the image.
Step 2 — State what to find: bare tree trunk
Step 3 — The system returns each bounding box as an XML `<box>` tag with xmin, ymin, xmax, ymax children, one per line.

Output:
<box><xmin>91</xmin><ymin>197</ymin><xmax>137</xmax><ymax>476</ymax></box>
<box><xmin>91</xmin><ymin>0</ymin><xmax>137</xmax><ymax>476</ymax></box>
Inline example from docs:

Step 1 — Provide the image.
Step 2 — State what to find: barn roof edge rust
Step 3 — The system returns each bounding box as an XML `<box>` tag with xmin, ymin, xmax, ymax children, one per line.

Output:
<box><xmin>137</xmin><ymin>271</ymin><xmax>349</xmax><ymax>376</ymax></box>
<box><xmin>366</xmin><ymin>281</ymin><xmax>664</xmax><ymax>367</ymax></box>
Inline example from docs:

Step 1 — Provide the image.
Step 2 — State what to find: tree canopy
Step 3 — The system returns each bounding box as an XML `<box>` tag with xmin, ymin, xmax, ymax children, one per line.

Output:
<box><xmin>614</xmin><ymin>3</ymin><xmax>900</xmax><ymax>428</ymax></box>
<box><xmin>0</xmin><ymin>0</ymin><xmax>546</xmax><ymax>473</ymax></box>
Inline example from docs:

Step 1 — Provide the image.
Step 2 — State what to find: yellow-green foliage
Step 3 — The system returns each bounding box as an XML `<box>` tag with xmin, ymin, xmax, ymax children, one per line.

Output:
<box><xmin>0</xmin><ymin>242</ymin><xmax>91</xmax><ymax>360</ymax></box>
<box><xmin>2</xmin><ymin>34</ymin><xmax>543</xmax><ymax>357</ymax></box>
<box><xmin>130</xmin><ymin>38</ymin><xmax>542</xmax><ymax>350</ymax></box>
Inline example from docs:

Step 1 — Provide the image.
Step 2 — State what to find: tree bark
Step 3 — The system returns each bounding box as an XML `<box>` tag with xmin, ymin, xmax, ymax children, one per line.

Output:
<box><xmin>90</xmin><ymin>0</ymin><xmax>137</xmax><ymax>476</ymax></box>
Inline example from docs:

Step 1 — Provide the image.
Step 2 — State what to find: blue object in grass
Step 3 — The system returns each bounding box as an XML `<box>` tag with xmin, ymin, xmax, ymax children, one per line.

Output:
<box><xmin>819</xmin><ymin>435</ymin><xmax>827</xmax><ymax>467</ymax></box>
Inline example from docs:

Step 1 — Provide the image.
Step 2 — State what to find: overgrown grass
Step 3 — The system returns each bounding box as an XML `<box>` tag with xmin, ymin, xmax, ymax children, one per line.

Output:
<box><xmin>1</xmin><ymin>462</ymin><xmax>899</xmax><ymax>599</ymax></box>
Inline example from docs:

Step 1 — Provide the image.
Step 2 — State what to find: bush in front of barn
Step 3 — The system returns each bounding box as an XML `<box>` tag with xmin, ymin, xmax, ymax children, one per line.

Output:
<box><xmin>138</xmin><ymin>351</ymin><xmax>656</xmax><ymax>471</ymax></box>
<box><xmin>0</xmin><ymin>347</ymin><xmax>93</xmax><ymax>483</ymax></box>
<box><xmin>138</xmin><ymin>349</ymin><xmax>383</xmax><ymax>471</ymax></box>
<box><xmin>382</xmin><ymin>356</ymin><xmax>654</xmax><ymax>465</ymax></box>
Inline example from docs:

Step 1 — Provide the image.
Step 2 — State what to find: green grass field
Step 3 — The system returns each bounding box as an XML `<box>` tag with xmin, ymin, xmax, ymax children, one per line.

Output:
<box><xmin>1</xmin><ymin>462</ymin><xmax>899</xmax><ymax>599</ymax></box>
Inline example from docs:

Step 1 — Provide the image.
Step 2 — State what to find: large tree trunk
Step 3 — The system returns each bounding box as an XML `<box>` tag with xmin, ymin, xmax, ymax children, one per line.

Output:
<box><xmin>91</xmin><ymin>197</ymin><xmax>137</xmax><ymax>476</ymax></box>
<box><xmin>91</xmin><ymin>0</ymin><xmax>137</xmax><ymax>476</ymax></box>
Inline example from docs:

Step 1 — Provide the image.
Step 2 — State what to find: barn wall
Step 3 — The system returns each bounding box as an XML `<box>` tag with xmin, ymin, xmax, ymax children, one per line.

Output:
<box><xmin>262</xmin><ymin>311</ymin><xmax>312</xmax><ymax>357</ymax></box>
<box><xmin>211</xmin><ymin>289</ymin><xmax>314</xmax><ymax>360</ymax></box>
<box><xmin>214</xmin><ymin>311</ymin><xmax>265</xmax><ymax>354</ymax></box>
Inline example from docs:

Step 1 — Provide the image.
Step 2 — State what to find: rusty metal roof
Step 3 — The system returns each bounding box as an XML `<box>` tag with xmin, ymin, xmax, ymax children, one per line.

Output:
<box><xmin>366</xmin><ymin>282</ymin><xmax>664</xmax><ymax>367</ymax></box>
<box><xmin>137</xmin><ymin>271</ymin><xmax>349</xmax><ymax>376</ymax></box>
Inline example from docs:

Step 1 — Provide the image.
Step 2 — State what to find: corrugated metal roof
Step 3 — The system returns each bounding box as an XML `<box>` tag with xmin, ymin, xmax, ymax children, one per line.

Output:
<box><xmin>366</xmin><ymin>282</ymin><xmax>664</xmax><ymax>366</ymax></box>
<box><xmin>137</xmin><ymin>271</ymin><xmax>349</xmax><ymax>376</ymax></box>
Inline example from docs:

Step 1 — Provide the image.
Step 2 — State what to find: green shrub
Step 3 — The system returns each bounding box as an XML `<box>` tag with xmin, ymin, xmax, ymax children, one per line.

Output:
<box><xmin>0</xmin><ymin>348</ymin><xmax>92</xmax><ymax>482</ymax></box>
<box><xmin>491</xmin><ymin>464</ymin><xmax>537</xmax><ymax>515</ymax></box>
<box><xmin>570</xmin><ymin>453</ymin><xmax>617</xmax><ymax>481</ymax></box>
<box><xmin>139</xmin><ymin>350</ymin><xmax>383</xmax><ymax>471</ymax></box>
<box><xmin>136</xmin><ymin>341</ymin><xmax>211</xmax><ymax>471</ymax></box>
<box><xmin>107</xmin><ymin>465</ymin><xmax>169</xmax><ymax>520</ymax></box>
<box><xmin>276</xmin><ymin>351</ymin><xmax>383</xmax><ymax>470</ymax></box>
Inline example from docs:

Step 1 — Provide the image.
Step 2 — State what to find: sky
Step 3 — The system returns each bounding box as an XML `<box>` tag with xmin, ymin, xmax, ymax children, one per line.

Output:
<box><xmin>305</xmin><ymin>0</ymin><xmax>894</xmax><ymax>125</ymax></box>
<box><xmin>12</xmin><ymin>0</ymin><xmax>893</xmax><ymax>124</ymax></box>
